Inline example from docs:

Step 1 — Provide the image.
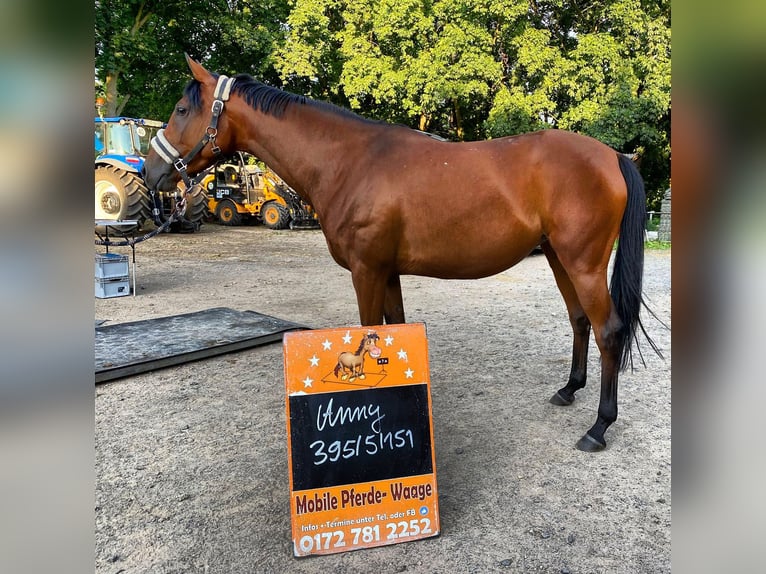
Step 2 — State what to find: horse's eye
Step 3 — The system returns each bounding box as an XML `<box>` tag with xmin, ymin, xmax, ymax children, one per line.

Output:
<box><xmin>176</xmin><ymin>106</ymin><xmax>188</xmax><ymax>116</ymax></box>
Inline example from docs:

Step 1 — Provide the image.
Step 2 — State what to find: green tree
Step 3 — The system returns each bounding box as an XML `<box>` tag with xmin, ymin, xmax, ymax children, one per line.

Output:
<box><xmin>277</xmin><ymin>0</ymin><xmax>670</xmax><ymax>203</ymax></box>
<box><xmin>276</xmin><ymin>0</ymin><xmax>512</xmax><ymax>139</ymax></box>
<box><xmin>95</xmin><ymin>0</ymin><xmax>162</xmax><ymax>116</ymax></box>
<box><xmin>96</xmin><ymin>0</ymin><xmax>670</xmax><ymax>203</ymax></box>
<box><xmin>274</xmin><ymin>0</ymin><xmax>346</xmax><ymax>103</ymax></box>
<box><xmin>486</xmin><ymin>0</ymin><xmax>671</xmax><ymax>206</ymax></box>
<box><xmin>95</xmin><ymin>0</ymin><xmax>289</xmax><ymax>119</ymax></box>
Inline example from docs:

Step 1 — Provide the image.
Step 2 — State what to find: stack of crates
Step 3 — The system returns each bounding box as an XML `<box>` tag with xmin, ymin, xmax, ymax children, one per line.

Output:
<box><xmin>95</xmin><ymin>253</ymin><xmax>130</xmax><ymax>298</ymax></box>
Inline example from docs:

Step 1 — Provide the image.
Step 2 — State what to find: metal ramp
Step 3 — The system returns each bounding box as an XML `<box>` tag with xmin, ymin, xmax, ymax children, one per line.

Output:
<box><xmin>95</xmin><ymin>307</ymin><xmax>307</xmax><ymax>383</ymax></box>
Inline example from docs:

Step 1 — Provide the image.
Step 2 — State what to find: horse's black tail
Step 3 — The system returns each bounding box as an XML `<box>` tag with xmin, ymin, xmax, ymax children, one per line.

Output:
<box><xmin>611</xmin><ymin>154</ymin><xmax>664</xmax><ymax>371</ymax></box>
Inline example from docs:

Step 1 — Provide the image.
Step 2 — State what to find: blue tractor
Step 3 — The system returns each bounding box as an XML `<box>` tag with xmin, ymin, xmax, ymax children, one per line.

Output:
<box><xmin>95</xmin><ymin>117</ymin><xmax>206</xmax><ymax>233</ymax></box>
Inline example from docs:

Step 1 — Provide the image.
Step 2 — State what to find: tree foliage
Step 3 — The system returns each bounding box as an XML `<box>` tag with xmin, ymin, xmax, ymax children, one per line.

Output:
<box><xmin>275</xmin><ymin>0</ymin><xmax>516</xmax><ymax>139</ymax></box>
<box><xmin>481</xmin><ymin>1</ymin><xmax>671</xmax><ymax>203</ymax></box>
<box><xmin>95</xmin><ymin>0</ymin><xmax>289</xmax><ymax>118</ymax></box>
<box><xmin>95</xmin><ymin>0</ymin><xmax>670</xmax><ymax>204</ymax></box>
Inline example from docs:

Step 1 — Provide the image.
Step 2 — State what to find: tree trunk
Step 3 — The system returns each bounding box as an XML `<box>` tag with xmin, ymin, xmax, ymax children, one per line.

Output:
<box><xmin>105</xmin><ymin>71</ymin><xmax>120</xmax><ymax>117</ymax></box>
<box><xmin>453</xmin><ymin>100</ymin><xmax>464</xmax><ymax>140</ymax></box>
<box><xmin>101</xmin><ymin>2</ymin><xmax>153</xmax><ymax>118</ymax></box>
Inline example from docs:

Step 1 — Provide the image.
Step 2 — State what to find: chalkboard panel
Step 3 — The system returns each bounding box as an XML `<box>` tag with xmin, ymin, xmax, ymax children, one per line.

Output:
<box><xmin>289</xmin><ymin>384</ymin><xmax>433</xmax><ymax>491</ymax></box>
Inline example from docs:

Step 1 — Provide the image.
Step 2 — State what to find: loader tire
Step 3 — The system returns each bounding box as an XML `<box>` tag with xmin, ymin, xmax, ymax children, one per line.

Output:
<box><xmin>261</xmin><ymin>201</ymin><xmax>290</xmax><ymax>230</ymax></box>
<box><xmin>216</xmin><ymin>199</ymin><xmax>242</xmax><ymax>226</ymax></box>
<box><xmin>95</xmin><ymin>166</ymin><xmax>151</xmax><ymax>235</ymax></box>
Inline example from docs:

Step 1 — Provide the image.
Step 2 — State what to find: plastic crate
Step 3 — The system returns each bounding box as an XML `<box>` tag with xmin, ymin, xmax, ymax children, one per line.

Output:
<box><xmin>95</xmin><ymin>276</ymin><xmax>130</xmax><ymax>298</ymax></box>
<box><xmin>95</xmin><ymin>253</ymin><xmax>129</xmax><ymax>279</ymax></box>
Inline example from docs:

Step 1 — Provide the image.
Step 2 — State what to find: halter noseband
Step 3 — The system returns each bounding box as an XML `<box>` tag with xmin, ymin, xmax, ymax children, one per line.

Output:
<box><xmin>150</xmin><ymin>74</ymin><xmax>236</xmax><ymax>189</ymax></box>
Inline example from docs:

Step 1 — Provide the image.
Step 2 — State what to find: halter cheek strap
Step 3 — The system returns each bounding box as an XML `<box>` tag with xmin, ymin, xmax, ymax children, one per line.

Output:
<box><xmin>150</xmin><ymin>74</ymin><xmax>236</xmax><ymax>188</ymax></box>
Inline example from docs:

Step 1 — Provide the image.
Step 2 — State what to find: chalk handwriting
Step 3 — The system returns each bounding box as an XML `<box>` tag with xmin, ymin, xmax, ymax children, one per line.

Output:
<box><xmin>316</xmin><ymin>397</ymin><xmax>386</xmax><ymax>433</ymax></box>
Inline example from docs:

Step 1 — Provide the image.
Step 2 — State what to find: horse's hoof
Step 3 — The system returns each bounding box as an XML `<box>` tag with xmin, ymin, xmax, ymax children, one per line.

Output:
<box><xmin>549</xmin><ymin>391</ymin><xmax>573</xmax><ymax>406</ymax></box>
<box><xmin>359</xmin><ymin>374</ymin><xmax>366</xmax><ymax>380</ymax></box>
<box><xmin>576</xmin><ymin>433</ymin><xmax>606</xmax><ymax>452</ymax></box>
<box><xmin>341</xmin><ymin>375</ymin><xmax>348</xmax><ymax>381</ymax></box>
<box><xmin>349</xmin><ymin>376</ymin><xmax>356</xmax><ymax>382</ymax></box>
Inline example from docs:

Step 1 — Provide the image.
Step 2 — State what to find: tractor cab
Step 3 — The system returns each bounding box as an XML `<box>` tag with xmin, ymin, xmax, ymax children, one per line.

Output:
<box><xmin>94</xmin><ymin>117</ymin><xmax>163</xmax><ymax>167</ymax></box>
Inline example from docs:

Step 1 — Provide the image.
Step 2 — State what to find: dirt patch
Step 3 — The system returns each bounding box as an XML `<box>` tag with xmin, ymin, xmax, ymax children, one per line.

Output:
<box><xmin>95</xmin><ymin>224</ymin><xmax>671</xmax><ymax>573</ymax></box>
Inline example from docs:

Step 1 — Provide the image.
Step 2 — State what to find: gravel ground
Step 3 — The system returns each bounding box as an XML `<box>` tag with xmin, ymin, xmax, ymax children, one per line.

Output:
<box><xmin>95</xmin><ymin>223</ymin><xmax>671</xmax><ymax>574</ymax></box>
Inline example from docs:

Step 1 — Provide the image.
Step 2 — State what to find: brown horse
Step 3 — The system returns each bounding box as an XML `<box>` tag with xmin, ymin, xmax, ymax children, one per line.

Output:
<box><xmin>334</xmin><ymin>333</ymin><xmax>382</xmax><ymax>382</ymax></box>
<box><xmin>143</xmin><ymin>56</ymin><xmax>661</xmax><ymax>451</ymax></box>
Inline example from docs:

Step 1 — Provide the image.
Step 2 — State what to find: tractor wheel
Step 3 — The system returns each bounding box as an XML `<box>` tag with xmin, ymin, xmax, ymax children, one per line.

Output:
<box><xmin>184</xmin><ymin>183</ymin><xmax>209</xmax><ymax>225</ymax></box>
<box><xmin>95</xmin><ymin>166</ymin><xmax>151</xmax><ymax>235</ymax></box>
<box><xmin>215</xmin><ymin>199</ymin><xmax>242</xmax><ymax>226</ymax></box>
<box><xmin>261</xmin><ymin>201</ymin><xmax>290</xmax><ymax>230</ymax></box>
<box><xmin>168</xmin><ymin>183</ymin><xmax>209</xmax><ymax>233</ymax></box>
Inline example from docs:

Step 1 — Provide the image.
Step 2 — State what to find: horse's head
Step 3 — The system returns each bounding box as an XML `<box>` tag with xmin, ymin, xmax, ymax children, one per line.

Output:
<box><xmin>142</xmin><ymin>55</ymin><xmax>237</xmax><ymax>192</ymax></box>
<box><xmin>363</xmin><ymin>333</ymin><xmax>382</xmax><ymax>359</ymax></box>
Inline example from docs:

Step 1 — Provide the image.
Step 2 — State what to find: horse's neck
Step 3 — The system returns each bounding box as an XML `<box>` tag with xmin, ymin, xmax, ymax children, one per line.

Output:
<box><xmin>232</xmin><ymin>101</ymin><xmax>371</xmax><ymax>213</ymax></box>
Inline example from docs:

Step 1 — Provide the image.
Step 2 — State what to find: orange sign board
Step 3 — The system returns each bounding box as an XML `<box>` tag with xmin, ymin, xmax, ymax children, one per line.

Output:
<box><xmin>284</xmin><ymin>323</ymin><xmax>440</xmax><ymax>556</ymax></box>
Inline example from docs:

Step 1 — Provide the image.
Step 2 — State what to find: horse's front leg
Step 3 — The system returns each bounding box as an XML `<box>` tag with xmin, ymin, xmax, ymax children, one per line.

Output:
<box><xmin>384</xmin><ymin>273</ymin><xmax>406</xmax><ymax>324</ymax></box>
<box><xmin>351</xmin><ymin>265</ymin><xmax>388</xmax><ymax>326</ymax></box>
<box><xmin>358</xmin><ymin>360</ymin><xmax>366</xmax><ymax>380</ymax></box>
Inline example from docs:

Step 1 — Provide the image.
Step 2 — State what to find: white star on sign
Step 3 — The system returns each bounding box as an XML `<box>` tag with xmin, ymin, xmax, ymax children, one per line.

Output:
<box><xmin>303</xmin><ymin>377</ymin><xmax>313</xmax><ymax>387</ymax></box>
<box><xmin>309</xmin><ymin>355</ymin><xmax>320</xmax><ymax>367</ymax></box>
<box><xmin>342</xmin><ymin>331</ymin><xmax>353</xmax><ymax>344</ymax></box>
<box><xmin>322</xmin><ymin>339</ymin><xmax>332</xmax><ymax>350</ymax></box>
<box><xmin>384</xmin><ymin>335</ymin><xmax>394</xmax><ymax>346</ymax></box>
<box><xmin>404</xmin><ymin>368</ymin><xmax>414</xmax><ymax>379</ymax></box>
<box><xmin>397</xmin><ymin>349</ymin><xmax>408</xmax><ymax>361</ymax></box>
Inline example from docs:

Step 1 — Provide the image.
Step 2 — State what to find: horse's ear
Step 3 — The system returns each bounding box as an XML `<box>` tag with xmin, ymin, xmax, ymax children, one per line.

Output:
<box><xmin>185</xmin><ymin>53</ymin><xmax>213</xmax><ymax>84</ymax></box>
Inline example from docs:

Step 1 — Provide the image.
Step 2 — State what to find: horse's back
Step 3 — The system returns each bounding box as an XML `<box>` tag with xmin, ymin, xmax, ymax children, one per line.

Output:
<box><xmin>329</xmin><ymin>127</ymin><xmax>627</xmax><ymax>278</ymax></box>
<box><xmin>370</xmin><ymin>128</ymin><xmax>624</xmax><ymax>214</ymax></box>
<box><xmin>360</xmin><ymin>130</ymin><xmax>624</xmax><ymax>278</ymax></box>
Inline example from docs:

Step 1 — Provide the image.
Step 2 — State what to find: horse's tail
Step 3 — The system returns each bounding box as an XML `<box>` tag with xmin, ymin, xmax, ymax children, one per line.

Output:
<box><xmin>333</xmin><ymin>362</ymin><xmax>341</xmax><ymax>377</ymax></box>
<box><xmin>611</xmin><ymin>153</ymin><xmax>663</xmax><ymax>371</ymax></box>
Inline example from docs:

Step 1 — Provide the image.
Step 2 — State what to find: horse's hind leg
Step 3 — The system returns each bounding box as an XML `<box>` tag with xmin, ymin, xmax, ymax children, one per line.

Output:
<box><xmin>564</xmin><ymin>269</ymin><xmax>624</xmax><ymax>452</ymax></box>
<box><xmin>542</xmin><ymin>243</ymin><xmax>591</xmax><ymax>406</ymax></box>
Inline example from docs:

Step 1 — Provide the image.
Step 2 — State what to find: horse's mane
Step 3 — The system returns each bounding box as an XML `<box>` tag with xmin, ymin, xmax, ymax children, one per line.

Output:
<box><xmin>184</xmin><ymin>73</ymin><xmax>382</xmax><ymax>126</ymax></box>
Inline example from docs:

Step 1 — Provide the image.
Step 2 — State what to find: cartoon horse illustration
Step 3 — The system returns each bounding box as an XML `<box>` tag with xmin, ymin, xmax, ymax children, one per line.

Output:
<box><xmin>334</xmin><ymin>333</ymin><xmax>382</xmax><ymax>382</ymax></box>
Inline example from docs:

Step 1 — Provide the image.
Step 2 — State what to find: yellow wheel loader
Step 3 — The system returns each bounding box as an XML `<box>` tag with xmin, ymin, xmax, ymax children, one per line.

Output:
<box><xmin>202</xmin><ymin>152</ymin><xmax>319</xmax><ymax>229</ymax></box>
